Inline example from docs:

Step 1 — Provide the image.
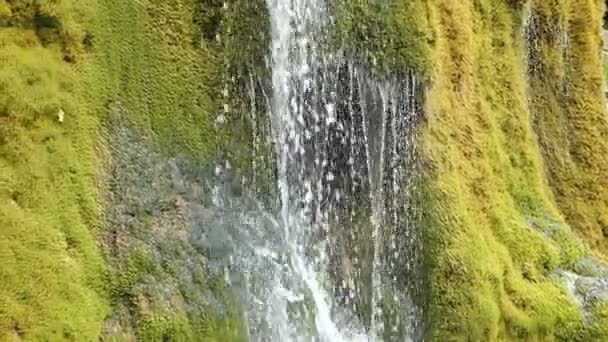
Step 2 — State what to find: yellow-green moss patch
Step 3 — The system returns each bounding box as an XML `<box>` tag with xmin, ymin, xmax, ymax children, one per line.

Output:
<box><xmin>421</xmin><ymin>0</ymin><xmax>608</xmax><ymax>339</ymax></box>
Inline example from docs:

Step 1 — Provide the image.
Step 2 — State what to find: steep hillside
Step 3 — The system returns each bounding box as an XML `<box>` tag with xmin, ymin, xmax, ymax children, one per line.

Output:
<box><xmin>1</xmin><ymin>1</ymin><xmax>110</xmax><ymax>339</ymax></box>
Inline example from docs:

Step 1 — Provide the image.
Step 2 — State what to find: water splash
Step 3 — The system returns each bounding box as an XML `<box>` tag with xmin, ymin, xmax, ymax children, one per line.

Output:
<box><xmin>210</xmin><ymin>0</ymin><xmax>425</xmax><ymax>340</ymax></box>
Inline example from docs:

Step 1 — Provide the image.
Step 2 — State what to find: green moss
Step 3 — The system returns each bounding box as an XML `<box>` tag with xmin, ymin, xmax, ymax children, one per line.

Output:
<box><xmin>334</xmin><ymin>0</ymin><xmax>434</xmax><ymax>77</ymax></box>
<box><xmin>112</xmin><ymin>250</ymin><xmax>157</xmax><ymax>297</ymax></box>
<box><xmin>135</xmin><ymin>303</ymin><xmax>246</xmax><ymax>342</ymax></box>
<box><xmin>528</xmin><ymin>0</ymin><xmax>608</xmax><ymax>253</ymax></box>
<box><xmin>136</xmin><ymin>307</ymin><xmax>246</xmax><ymax>342</ymax></box>
<box><xmin>0</xmin><ymin>0</ymin><xmax>249</xmax><ymax>339</ymax></box>
<box><xmin>93</xmin><ymin>0</ymin><xmax>252</xmax><ymax>339</ymax></box>
<box><xmin>587</xmin><ymin>303</ymin><xmax>608</xmax><ymax>340</ymax></box>
<box><xmin>3</xmin><ymin>0</ymin><xmax>607</xmax><ymax>340</ymax></box>
<box><xmin>92</xmin><ymin>0</ymin><xmax>221</xmax><ymax>160</ymax></box>
<box><xmin>603</xmin><ymin>55</ymin><xmax>608</xmax><ymax>81</ymax></box>
<box><xmin>0</xmin><ymin>1</ymin><xmax>109</xmax><ymax>339</ymax></box>
<box><xmin>420</xmin><ymin>0</ymin><xmax>608</xmax><ymax>339</ymax></box>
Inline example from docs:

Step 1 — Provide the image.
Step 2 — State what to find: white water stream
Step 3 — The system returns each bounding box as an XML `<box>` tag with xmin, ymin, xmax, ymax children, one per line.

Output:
<box><xmin>211</xmin><ymin>1</ymin><xmax>424</xmax><ymax>340</ymax></box>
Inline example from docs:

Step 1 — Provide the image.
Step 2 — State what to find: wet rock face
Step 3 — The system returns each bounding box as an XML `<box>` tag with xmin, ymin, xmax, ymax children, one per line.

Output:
<box><xmin>576</xmin><ymin>277</ymin><xmax>608</xmax><ymax>306</ymax></box>
<box><xmin>574</xmin><ymin>258</ymin><xmax>608</xmax><ymax>278</ymax></box>
<box><xmin>558</xmin><ymin>257</ymin><xmax>608</xmax><ymax>320</ymax></box>
<box><xmin>101</xmin><ymin>103</ymin><xmax>244</xmax><ymax>339</ymax></box>
<box><xmin>573</xmin><ymin>258</ymin><xmax>608</xmax><ymax>308</ymax></box>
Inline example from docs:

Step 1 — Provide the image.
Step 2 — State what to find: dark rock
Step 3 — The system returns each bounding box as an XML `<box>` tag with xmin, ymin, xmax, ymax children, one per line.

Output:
<box><xmin>102</xmin><ymin>105</ymin><xmax>247</xmax><ymax>336</ymax></box>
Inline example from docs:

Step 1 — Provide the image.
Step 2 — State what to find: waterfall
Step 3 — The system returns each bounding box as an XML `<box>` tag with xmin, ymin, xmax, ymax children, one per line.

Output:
<box><xmin>210</xmin><ymin>0</ymin><xmax>425</xmax><ymax>340</ymax></box>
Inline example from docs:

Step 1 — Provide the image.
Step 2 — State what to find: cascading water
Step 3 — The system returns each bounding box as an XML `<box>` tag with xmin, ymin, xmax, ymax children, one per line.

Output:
<box><xmin>262</xmin><ymin>1</ymin><xmax>363</xmax><ymax>339</ymax></box>
<box><xmin>208</xmin><ymin>1</ymin><xmax>425</xmax><ymax>341</ymax></box>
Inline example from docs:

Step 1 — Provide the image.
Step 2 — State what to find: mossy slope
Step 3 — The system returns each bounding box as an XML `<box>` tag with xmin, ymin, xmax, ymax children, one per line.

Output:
<box><xmin>420</xmin><ymin>0</ymin><xmax>608</xmax><ymax>340</ymax></box>
<box><xmin>528</xmin><ymin>0</ymin><xmax>608</xmax><ymax>253</ymax></box>
<box><xmin>1</xmin><ymin>1</ymin><xmax>109</xmax><ymax>339</ymax></box>
<box><xmin>0</xmin><ymin>0</ymin><xmax>249</xmax><ymax>340</ymax></box>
